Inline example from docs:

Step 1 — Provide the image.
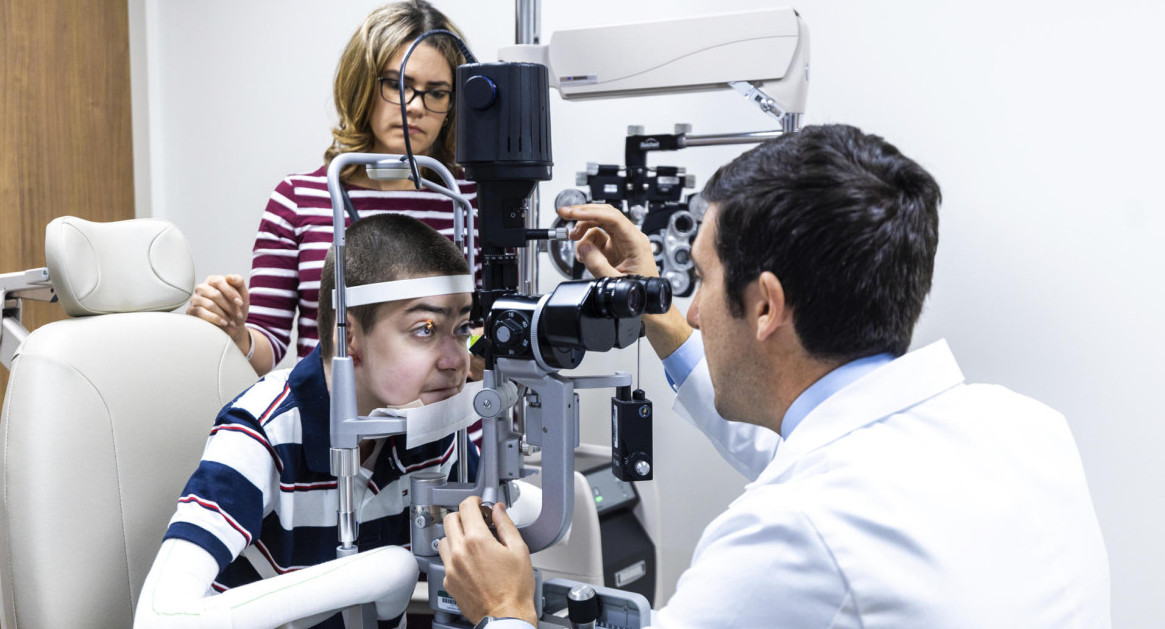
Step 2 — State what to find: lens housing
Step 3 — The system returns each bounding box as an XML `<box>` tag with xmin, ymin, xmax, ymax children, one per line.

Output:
<box><xmin>596</xmin><ymin>277</ymin><xmax>645</xmax><ymax>319</ymax></box>
<box><xmin>484</xmin><ymin>275</ymin><xmax>673</xmax><ymax>371</ymax></box>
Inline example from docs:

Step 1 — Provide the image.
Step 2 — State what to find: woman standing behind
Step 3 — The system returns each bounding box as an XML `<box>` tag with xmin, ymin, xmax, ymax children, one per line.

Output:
<box><xmin>188</xmin><ymin>0</ymin><xmax>478</xmax><ymax>376</ymax></box>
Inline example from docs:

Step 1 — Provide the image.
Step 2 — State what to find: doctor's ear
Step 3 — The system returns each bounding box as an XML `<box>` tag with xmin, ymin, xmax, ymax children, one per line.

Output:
<box><xmin>754</xmin><ymin>272</ymin><xmax>790</xmax><ymax>342</ymax></box>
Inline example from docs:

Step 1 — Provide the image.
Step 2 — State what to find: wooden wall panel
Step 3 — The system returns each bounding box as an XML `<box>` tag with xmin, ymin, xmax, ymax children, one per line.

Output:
<box><xmin>0</xmin><ymin>0</ymin><xmax>135</xmax><ymax>401</ymax></box>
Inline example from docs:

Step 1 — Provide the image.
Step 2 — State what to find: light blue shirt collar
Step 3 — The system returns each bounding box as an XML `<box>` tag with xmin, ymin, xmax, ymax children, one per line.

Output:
<box><xmin>780</xmin><ymin>352</ymin><xmax>895</xmax><ymax>438</ymax></box>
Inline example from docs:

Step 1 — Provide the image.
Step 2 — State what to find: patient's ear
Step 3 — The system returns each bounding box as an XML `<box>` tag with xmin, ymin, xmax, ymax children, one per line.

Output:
<box><xmin>345</xmin><ymin>313</ymin><xmax>363</xmax><ymax>365</ymax></box>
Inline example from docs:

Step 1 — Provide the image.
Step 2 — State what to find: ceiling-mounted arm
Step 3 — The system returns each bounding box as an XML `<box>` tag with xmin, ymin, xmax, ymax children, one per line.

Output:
<box><xmin>728</xmin><ymin>81</ymin><xmax>802</xmax><ymax>134</ymax></box>
<box><xmin>499</xmin><ymin>7</ymin><xmax>810</xmax><ymax>131</ymax></box>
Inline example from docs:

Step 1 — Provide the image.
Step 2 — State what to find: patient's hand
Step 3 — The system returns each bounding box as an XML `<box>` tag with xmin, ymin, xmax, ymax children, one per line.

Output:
<box><xmin>187</xmin><ymin>274</ymin><xmax>252</xmax><ymax>355</ymax></box>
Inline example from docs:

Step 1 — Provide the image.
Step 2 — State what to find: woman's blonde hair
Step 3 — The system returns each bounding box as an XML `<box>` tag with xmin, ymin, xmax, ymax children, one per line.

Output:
<box><xmin>326</xmin><ymin>1</ymin><xmax>467</xmax><ymax>182</ymax></box>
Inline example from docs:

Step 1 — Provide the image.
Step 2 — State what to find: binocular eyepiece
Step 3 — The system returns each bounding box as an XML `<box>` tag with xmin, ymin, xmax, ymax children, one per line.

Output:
<box><xmin>487</xmin><ymin>275</ymin><xmax>672</xmax><ymax>371</ymax></box>
<box><xmin>593</xmin><ymin>275</ymin><xmax>671</xmax><ymax>319</ymax></box>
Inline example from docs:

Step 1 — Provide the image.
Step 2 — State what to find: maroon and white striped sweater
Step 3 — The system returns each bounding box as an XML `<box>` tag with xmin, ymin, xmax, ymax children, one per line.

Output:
<box><xmin>245</xmin><ymin>165</ymin><xmax>479</xmax><ymax>364</ymax></box>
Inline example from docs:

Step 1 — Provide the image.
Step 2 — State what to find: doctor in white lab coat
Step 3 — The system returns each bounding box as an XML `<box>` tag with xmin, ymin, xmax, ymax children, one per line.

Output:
<box><xmin>438</xmin><ymin>124</ymin><xmax>1111</xmax><ymax>628</ymax></box>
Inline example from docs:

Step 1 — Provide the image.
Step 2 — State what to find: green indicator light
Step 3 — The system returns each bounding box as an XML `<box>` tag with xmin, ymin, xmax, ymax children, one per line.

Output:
<box><xmin>595</xmin><ymin>496</ymin><xmax>604</xmax><ymax>503</ymax></box>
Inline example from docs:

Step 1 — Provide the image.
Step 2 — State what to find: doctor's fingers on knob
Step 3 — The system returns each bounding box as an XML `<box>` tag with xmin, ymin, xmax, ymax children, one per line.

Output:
<box><xmin>489</xmin><ymin>503</ymin><xmax>530</xmax><ymax>554</ymax></box>
<box><xmin>557</xmin><ymin>203</ymin><xmax>623</xmax><ymax>226</ymax></box>
<box><xmin>559</xmin><ymin>204</ymin><xmax>631</xmax><ymax>241</ymax></box>
<box><xmin>560</xmin><ymin>203</ymin><xmax>649</xmax><ymax>242</ymax></box>
<box><xmin>559</xmin><ymin>205</ymin><xmax>657</xmax><ymax>277</ymax></box>
<box><xmin>485</xmin><ymin>503</ymin><xmax>537</xmax><ymax>613</ymax></box>
<box><xmin>438</xmin><ymin>500</ymin><xmax>537</xmax><ymax>624</ymax></box>
<box><xmin>578</xmin><ymin>225</ymin><xmax>657</xmax><ymax>279</ymax></box>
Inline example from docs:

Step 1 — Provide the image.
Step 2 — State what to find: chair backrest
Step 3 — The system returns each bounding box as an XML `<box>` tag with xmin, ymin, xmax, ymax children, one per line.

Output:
<box><xmin>0</xmin><ymin>216</ymin><xmax>257</xmax><ymax>628</ymax></box>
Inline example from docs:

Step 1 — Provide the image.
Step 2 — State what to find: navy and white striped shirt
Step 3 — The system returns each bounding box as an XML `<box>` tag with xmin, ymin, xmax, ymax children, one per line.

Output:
<box><xmin>165</xmin><ymin>346</ymin><xmax>476</xmax><ymax>627</ymax></box>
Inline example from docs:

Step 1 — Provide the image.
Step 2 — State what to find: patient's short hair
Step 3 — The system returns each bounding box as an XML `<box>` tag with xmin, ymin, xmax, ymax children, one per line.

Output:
<box><xmin>318</xmin><ymin>213</ymin><xmax>469</xmax><ymax>358</ymax></box>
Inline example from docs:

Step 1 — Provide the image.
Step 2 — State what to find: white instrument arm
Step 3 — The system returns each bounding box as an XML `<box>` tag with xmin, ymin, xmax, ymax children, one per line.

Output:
<box><xmin>134</xmin><ymin>539</ymin><xmax>418</xmax><ymax>629</ymax></box>
<box><xmin>498</xmin><ymin>7</ymin><xmax>810</xmax><ymax>129</ymax></box>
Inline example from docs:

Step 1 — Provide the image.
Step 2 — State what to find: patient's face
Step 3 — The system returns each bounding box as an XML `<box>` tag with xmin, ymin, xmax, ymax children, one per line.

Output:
<box><xmin>349</xmin><ymin>291</ymin><xmax>473</xmax><ymax>413</ymax></box>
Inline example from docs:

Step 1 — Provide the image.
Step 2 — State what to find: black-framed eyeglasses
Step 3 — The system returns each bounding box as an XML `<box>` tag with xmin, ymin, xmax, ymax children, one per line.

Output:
<box><xmin>378</xmin><ymin>77</ymin><xmax>454</xmax><ymax>114</ymax></box>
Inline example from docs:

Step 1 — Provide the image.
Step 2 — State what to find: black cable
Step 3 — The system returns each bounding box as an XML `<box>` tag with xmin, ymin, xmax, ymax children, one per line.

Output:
<box><xmin>397</xmin><ymin>29</ymin><xmax>478</xmax><ymax>188</ymax></box>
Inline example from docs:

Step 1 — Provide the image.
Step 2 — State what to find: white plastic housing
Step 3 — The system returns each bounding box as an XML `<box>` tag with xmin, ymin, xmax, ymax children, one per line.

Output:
<box><xmin>498</xmin><ymin>7</ymin><xmax>809</xmax><ymax>114</ymax></box>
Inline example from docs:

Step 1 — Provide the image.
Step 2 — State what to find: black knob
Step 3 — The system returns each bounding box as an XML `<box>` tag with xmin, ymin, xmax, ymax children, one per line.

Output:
<box><xmin>567</xmin><ymin>584</ymin><xmax>600</xmax><ymax>628</ymax></box>
<box><xmin>491</xmin><ymin>317</ymin><xmax>525</xmax><ymax>350</ymax></box>
<box><xmin>464</xmin><ymin>75</ymin><xmax>497</xmax><ymax>110</ymax></box>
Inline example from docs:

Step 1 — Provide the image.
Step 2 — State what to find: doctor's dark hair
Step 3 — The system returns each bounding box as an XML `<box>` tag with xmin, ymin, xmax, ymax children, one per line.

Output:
<box><xmin>703</xmin><ymin>124</ymin><xmax>941</xmax><ymax>361</ymax></box>
<box><xmin>317</xmin><ymin>213</ymin><xmax>469</xmax><ymax>358</ymax></box>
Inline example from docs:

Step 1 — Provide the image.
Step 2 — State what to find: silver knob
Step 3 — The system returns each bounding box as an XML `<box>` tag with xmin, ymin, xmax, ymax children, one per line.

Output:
<box><xmin>664</xmin><ymin>270</ymin><xmax>690</xmax><ymax>295</ymax></box>
<box><xmin>555</xmin><ymin>188</ymin><xmax>589</xmax><ymax>210</ymax></box>
<box><xmin>628</xmin><ymin>204</ymin><xmax>648</xmax><ymax>225</ymax></box>
<box><xmin>635</xmin><ymin>460</ymin><xmax>652</xmax><ymax>477</ymax></box>
<box><xmin>567</xmin><ymin>584</ymin><xmax>599</xmax><ymax>628</ymax></box>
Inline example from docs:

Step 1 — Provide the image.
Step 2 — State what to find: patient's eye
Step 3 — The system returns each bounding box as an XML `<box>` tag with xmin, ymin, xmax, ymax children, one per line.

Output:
<box><xmin>412</xmin><ymin>320</ymin><xmax>436</xmax><ymax>338</ymax></box>
<box><xmin>455</xmin><ymin>321</ymin><xmax>473</xmax><ymax>337</ymax></box>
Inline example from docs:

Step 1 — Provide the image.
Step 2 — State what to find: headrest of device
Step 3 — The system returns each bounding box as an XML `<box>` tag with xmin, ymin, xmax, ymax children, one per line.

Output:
<box><xmin>340</xmin><ymin>275</ymin><xmax>476</xmax><ymax>308</ymax></box>
<box><xmin>44</xmin><ymin>216</ymin><xmax>195</xmax><ymax>317</ymax></box>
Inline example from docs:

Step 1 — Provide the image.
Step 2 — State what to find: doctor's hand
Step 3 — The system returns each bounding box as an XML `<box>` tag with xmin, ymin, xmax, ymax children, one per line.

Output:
<box><xmin>187</xmin><ymin>274</ymin><xmax>253</xmax><ymax>358</ymax></box>
<box><xmin>558</xmin><ymin>204</ymin><xmax>658</xmax><ymax>279</ymax></box>
<box><xmin>438</xmin><ymin>496</ymin><xmax>537</xmax><ymax>627</ymax></box>
<box><xmin>558</xmin><ymin>204</ymin><xmax>693</xmax><ymax>359</ymax></box>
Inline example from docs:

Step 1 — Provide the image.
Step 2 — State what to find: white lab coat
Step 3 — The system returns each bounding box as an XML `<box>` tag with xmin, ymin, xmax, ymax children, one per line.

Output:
<box><xmin>653</xmin><ymin>339</ymin><xmax>1111</xmax><ymax>629</ymax></box>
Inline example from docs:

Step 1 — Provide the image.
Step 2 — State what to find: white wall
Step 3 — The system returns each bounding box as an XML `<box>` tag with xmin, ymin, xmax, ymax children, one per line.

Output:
<box><xmin>134</xmin><ymin>0</ymin><xmax>1164</xmax><ymax>624</ymax></box>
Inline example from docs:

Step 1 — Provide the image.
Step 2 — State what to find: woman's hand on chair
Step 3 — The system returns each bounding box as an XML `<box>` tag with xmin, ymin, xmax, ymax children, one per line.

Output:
<box><xmin>187</xmin><ymin>274</ymin><xmax>252</xmax><ymax>355</ymax></box>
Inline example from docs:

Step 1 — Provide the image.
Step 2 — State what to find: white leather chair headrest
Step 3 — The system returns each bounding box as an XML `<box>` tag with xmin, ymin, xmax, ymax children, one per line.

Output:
<box><xmin>44</xmin><ymin>216</ymin><xmax>195</xmax><ymax>317</ymax></box>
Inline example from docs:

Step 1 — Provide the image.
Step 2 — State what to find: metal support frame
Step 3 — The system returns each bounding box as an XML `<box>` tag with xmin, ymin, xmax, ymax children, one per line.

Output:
<box><xmin>1</xmin><ymin>268</ymin><xmax>55</xmax><ymax>370</ymax></box>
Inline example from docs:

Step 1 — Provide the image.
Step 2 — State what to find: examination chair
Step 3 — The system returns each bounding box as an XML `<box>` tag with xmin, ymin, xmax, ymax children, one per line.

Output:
<box><xmin>0</xmin><ymin>216</ymin><xmax>257</xmax><ymax>628</ymax></box>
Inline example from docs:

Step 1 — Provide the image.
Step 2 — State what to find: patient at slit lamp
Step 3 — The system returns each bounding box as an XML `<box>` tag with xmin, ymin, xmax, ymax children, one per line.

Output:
<box><xmin>135</xmin><ymin>214</ymin><xmax>480</xmax><ymax>629</ymax></box>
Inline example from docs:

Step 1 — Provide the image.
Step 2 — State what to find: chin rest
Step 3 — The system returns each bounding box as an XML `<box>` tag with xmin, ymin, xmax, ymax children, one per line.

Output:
<box><xmin>1</xmin><ymin>216</ymin><xmax>257</xmax><ymax>628</ymax></box>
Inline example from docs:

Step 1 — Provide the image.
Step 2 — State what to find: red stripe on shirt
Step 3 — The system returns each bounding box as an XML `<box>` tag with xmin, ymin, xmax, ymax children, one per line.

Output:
<box><xmin>178</xmin><ymin>494</ymin><xmax>253</xmax><ymax>545</ymax></box>
<box><xmin>402</xmin><ymin>439</ymin><xmax>457</xmax><ymax>473</ymax></box>
<box><xmin>258</xmin><ymin>385</ymin><xmax>292</xmax><ymax>426</ymax></box>
<box><xmin>278</xmin><ymin>480</ymin><xmax>338</xmax><ymax>492</ymax></box>
<box><xmin>254</xmin><ymin>539</ymin><xmax>305</xmax><ymax>575</ymax></box>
